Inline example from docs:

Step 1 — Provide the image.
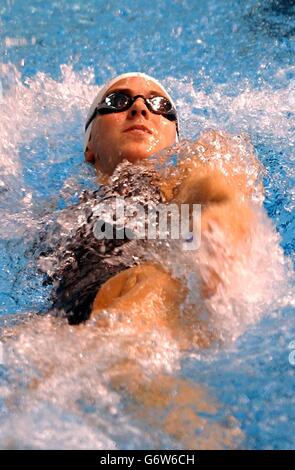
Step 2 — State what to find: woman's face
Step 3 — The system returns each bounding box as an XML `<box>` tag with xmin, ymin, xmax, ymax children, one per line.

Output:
<box><xmin>85</xmin><ymin>77</ymin><xmax>177</xmax><ymax>175</ymax></box>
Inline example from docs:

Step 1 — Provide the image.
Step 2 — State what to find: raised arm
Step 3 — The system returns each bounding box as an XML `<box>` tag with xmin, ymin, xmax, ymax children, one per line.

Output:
<box><xmin>160</xmin><ymin>129</ymin><xmax>263</xmax><ymax>296</ymax></box>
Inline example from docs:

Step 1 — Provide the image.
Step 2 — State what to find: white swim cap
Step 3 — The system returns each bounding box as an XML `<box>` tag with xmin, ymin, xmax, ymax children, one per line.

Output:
<box><xmin>84</xmin><ymin>71</ymin><xmax>179</xmax><ymax>153</ymax></box>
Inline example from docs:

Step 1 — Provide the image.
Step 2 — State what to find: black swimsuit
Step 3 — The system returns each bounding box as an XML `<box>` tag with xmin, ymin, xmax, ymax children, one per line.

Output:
<box><xmin>38</xmin><ymin>161</ymin><xmax>164</xmax><ymax>324</ymax></box>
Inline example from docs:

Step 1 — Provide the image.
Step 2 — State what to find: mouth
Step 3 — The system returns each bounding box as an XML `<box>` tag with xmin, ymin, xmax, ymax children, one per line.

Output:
<box><xmin>123</xmin><ymin>125</ymin><xmax>153</xmax><ymax>135</ymax></box>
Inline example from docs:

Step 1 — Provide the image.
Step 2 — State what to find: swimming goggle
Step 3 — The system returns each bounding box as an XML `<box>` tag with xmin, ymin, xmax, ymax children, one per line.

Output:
<box><xmin>85</xmin><ymin>91</ymin><xmax>179</xmax><ymax>136</ymax></box>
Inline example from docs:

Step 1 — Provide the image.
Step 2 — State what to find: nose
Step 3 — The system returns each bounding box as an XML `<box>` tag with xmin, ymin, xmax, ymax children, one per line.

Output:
<box><xmin>127</xmin><ymin>97</ymin><xmax>149</xmax><ymax>119</ymax></box>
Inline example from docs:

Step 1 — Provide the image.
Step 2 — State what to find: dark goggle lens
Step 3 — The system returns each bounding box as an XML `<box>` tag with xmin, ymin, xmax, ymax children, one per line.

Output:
<box><xmin>105</xmin><ymin>92</ymin><xmax>130</xmax><ymax>109</ymax></box>
<box><xmin>148</xmin><ymin>96</ymin><xmax>172</xmax><ymax>113</ymax></box>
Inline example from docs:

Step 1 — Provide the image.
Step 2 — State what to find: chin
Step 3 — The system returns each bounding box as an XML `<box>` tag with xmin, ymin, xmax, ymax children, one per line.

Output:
<box><xmin>122</xmin><ymin>144</ymin><xmax>153</xmax><ymax>164</ymax></box>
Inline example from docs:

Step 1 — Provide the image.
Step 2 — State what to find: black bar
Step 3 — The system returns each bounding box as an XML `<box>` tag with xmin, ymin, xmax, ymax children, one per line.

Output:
<box><xmin>0</xmin><ymin>450</ymin><xmax>295</xmax><ymax>465</ymax></box>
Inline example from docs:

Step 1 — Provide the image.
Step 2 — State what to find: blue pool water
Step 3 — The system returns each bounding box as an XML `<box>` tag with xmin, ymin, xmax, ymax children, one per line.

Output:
<box><xmin>0</xmin><ymin>0</ymin><xmax>294</xmax><ymax>449</ymax></box>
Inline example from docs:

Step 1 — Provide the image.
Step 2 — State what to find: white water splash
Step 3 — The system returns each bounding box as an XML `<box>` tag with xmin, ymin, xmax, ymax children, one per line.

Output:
<box><xmin>0</xmin><ymin>62</ymin><xmax>294</xmax><ymax>449</ymax></box>
<box><xmin>0</xmin><ymin>314</ymin><xmax>181</xmax><ymax>449</ymax></box>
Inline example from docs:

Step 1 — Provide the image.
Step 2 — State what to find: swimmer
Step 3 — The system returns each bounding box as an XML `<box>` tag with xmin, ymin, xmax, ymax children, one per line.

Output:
<box><xmin>78</xmin><ymin>72</ymin><xmax>261</xmax><ymax>346</ymax></box>
<box><xmin>7</xmin><ymin>72</ymin><xmax>263</xmax><ymax>450</ymax></box>
<box><xmin>77</xmin><ymin>74</ymin><xmax>262</xmax><ymax>447</ymax></box>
